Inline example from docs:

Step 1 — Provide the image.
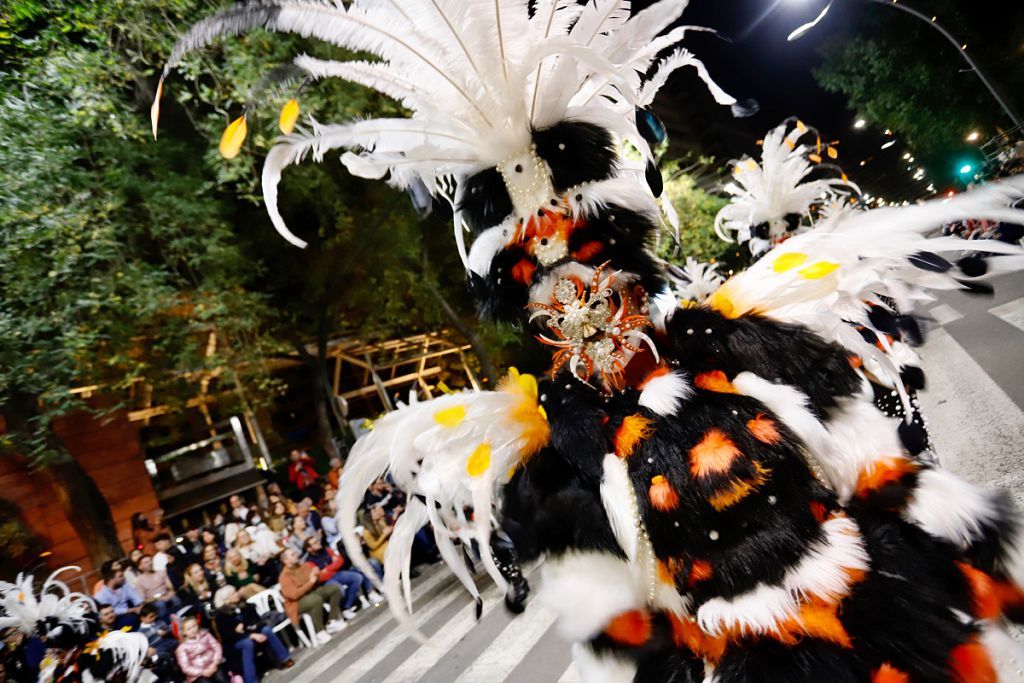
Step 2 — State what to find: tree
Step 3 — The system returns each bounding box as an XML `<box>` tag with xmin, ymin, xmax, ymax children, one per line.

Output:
<box><xmin>656</xmin><ymin>160</ymin><xmax>747</xmax><ymax>275</ymax></box>
<box><xmin>0</xmin><ymin>1</ymin><xmax>275</xmax><ymax>565</ymax></box>
<box><xmin>814</xmin><ymin>1</ymin><xmax>1024</xmax><ymax>184</ymax></box>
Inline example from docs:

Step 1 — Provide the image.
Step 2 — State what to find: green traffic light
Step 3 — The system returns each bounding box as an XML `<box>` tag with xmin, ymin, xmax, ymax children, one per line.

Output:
<box><xmin>959</xmin><ymin>163</ymin><xmax>973</xmax><ymax>175</ymax></box>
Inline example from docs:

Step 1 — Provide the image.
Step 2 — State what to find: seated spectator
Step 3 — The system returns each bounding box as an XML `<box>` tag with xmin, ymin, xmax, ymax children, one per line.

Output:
<box><xmin>320</xmin><ymin>499</ymin><xmax>341</xmax><ymax>550</ymax></box>
<box><xmin>178</xmin><ymin>563</ymin><xmax>217</xmax><ymax>620</ymax></box>
<box><xmin>131</xmin><ymin>512</ymin><xmax>158</xmax><ymax>555</ymax></box>
<box><xmin>213</xmin><ymin>586</ymin><xmax>293</xmax><ymax>682</ymax></box>
<box><xmin>286</xmin><ymin>515</ymin><xmax>318</xmax><ymax>553</ymax></box>
<box><xmin>325</xmin><ymin>457</ymin><xmax>343</xmax><ymax>489</ymax></box>
<box><xmin>123</xmin><ymin>549</ymin><xmax>144</xmax><ymax>589</ymax></box>
<box><xmin>138</xmin><ymin>603</ymin><xmax>179</xmax><ymax>681</ymax></box>
<box><xmin>288</xmin><ymin>450</ymin><xmax>321</xmax><ymax>503</ymax></box>
<box><xmin>267</xmin><ymin>488</ymin><xmax>297</xmax><ymax>516</ymax></box>
<box><xmin>175</xmin><ymin>616</ymin><xmax>227</xmax><ymax>683</ymax></box>
<box><xmin>96</xmin><ymin>603</ymin><xmax>118</xmax><ymax>632</ymax></box>
<box><xmin>295</xmin><ymin>500</ymin><xmax>322</xmax><ymax>533</ymax></box>
<box><xmin>229</xmin><ymin>494</ymin><xmax>253</xmax><ymax>524</ymax></box>
<box><xmin>94</xmin><ymin>563</ymin><xmax>143</xmax><ymax>629</ymax></box>
<box><xmin>2</xmin><ymin>625</ymin><xmax>43</xmax><ymax>681</ymax></box>
<box><xmin>302</xmin><ymin>536</ymin><xmax>382</xmax><ymax>619</ymax></box>
<box><xmin>134</xmin><ymin>554</ymin><xmax>178</xmax><ymax>617</ymax></box>
<box><xmin>202</xmin><ymin>544</ymin><xmax>227</xmax><ymax>588</ymax></box>
<box><xmin>235</xmin><ymin>528</ymin><xmax>280</xmax><ymax>581</ymax></box>
<box><xmin>201</xmin><ymin>527</ymin><xmax>225</xmax><ymax>556</ymax></box>
<box><xmin>183</xmin><ymin>526</ymin><xmax>204</xmax><ymax>558</ymax></box>
<box><xmin>363</xmin><ymin>479</ymin><xmax>394</xmax><ymax>509</ymax></box>
<box><xmin>359</xmin><ymin>505</ymin><xmax>393</xmax><ymax>564</ymax></box>
<box><xmin>277</xmin><ymin>548</ymin><xmax>345</xmax><ymax>645</ymax></box>
<box><xmin>154</xmin><ymin>533</ymin><xmax>186</xmax><ymax>588</ymax></box>
<box><xmin>92</xmin><ymin>559</ymin><xmax>121</xmax><ymax>596</ymax></box>
<box><xmin>223</xmin><ymin>549</ymin><xmax>266</xmax><ymax>599</ymax></box>
<box><xmin>266</xmin><ymin>500</ymin><xmax>290</xmax><ymax>535</ymax></box>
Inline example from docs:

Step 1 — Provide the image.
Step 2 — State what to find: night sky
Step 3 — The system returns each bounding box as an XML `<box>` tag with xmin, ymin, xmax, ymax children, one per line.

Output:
<box><xmin>641</xmin><ymin>0</ymin><xmax>1022</xmax><ymax>202</ymax></box>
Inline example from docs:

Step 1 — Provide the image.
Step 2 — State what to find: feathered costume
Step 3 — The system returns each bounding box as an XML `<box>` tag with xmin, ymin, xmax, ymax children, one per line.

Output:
<box><xmin>715</xmin><ymin>119</ymin><xmax>858</xmax><ymax>259</ymax></box>
<box><xmin>157</xmin><ymin>1</ymin><xmax>1024</xmax><ymax>680</ymax></box>
<box><xmin>0</xmin><ymin>568</ymin><xmax>149</xmax><ymax>682</ymax></box>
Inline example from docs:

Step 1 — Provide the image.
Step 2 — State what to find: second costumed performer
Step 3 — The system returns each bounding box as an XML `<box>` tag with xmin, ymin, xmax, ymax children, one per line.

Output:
<box><xmin>156</xmin><ymin>1</ymin><xmax>1024</xmax><ymax>680</ymax></box>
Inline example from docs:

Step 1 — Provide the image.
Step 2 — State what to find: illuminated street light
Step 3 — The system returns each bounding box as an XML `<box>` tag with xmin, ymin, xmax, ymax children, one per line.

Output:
<box><xmin>959</xmin><ymin>163</ymin><xmax>973</xmax><ymax>175</ymax></box>
<box><xmin>786</xmin><ymin>1</ymin><xmax>1021</xmax><ymax>128</ymax></box>
<box><xmin>966</xmin><ymin>131</ymin><xmax>981</xmax><ymax>142</ymax></box>
<box><xmin>881</xmin><ymin>140</ymin><xmax>896</xmax><ymax>150</ymax></box>
<box><xmin>854</xmin><ymin>118</ymin><xmax>867</xmax><ymax>129</ymax></box>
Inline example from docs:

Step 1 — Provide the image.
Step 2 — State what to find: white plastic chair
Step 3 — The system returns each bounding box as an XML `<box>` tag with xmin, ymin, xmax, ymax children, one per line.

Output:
<box><xmin>247</xmin><ymin>585</ymin><xmax>317</xmax><ymax>648</ymax></box>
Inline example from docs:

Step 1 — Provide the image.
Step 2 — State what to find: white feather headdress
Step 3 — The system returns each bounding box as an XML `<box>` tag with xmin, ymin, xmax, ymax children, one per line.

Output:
<box><xmin>715</xmin><ymin>119</ymin><xmax>859</xmax><ymax>250</ymax></box>
<box><xmin>154</xmin><ymin>0</ymin><xmax>740</xmax><ymax>257</ymax></box>
<box><xmin>0</xmin><ymin>567</ymin><xmax>94</xmax><ymax>637</ymax></box>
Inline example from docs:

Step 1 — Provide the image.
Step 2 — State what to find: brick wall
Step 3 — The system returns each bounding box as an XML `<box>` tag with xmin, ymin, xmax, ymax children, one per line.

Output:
<box><xmin>0</xmin><ymin>408</ymin><xmax>159</xmax><ymax>577</ymax></box>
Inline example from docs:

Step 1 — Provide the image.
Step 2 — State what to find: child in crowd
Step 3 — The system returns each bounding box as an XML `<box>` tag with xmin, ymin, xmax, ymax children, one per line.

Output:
<box><xmin>175</xmin><ymin>616</ymin><xmax>226</xmax><ymax>683</ymax></box>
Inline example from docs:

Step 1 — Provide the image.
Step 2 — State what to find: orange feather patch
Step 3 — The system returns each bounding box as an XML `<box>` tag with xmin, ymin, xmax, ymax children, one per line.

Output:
<box><xmin>688</xmin><ymin>559</ymin><xmax>714</xmax><ymax>587</ymax></box>
<box><xmin>649</xmin><ymin>475</ymin><xmax>680</xmax><ymax>512</ymax></box>
<box><xmin>948</xmin><ymin>640</ymin><xmax>997</xmax><ymax>683</ymax></box>
<box><xmin>689</xmin><ymin>429</ymin><xmax>743</xmax><ymax>478</ymax></box>
<box><xmin>873</xmin><ymin>664</ymin><xmax>910</xmax><ymax>683</ymax></box>
<box><xmin>854</xmin><ymin>457</ymin><xmax>919</xmax><ymax>500</ymax></box>
<box><xmin>511</xmin><ymin>258</ymin><xmax>537</xmax><ymax>285</ymax></box>
<box><xmin>958</xmin><ymin>562</ymin><xmax>1001</xmax><ymax>620</ymax></box>
<box><xmin>747</xmin><ymin>413</ymin><xmax>781</xmax><ymax>445</ymax></box>
<box><xmin>573</xmin><ymin>240</ymin><xmax>605</xmax><ymax>262</ymax></box>
<box><xmin>639</xmin><ymin>365</ymin><xmax>672</xmax><ymax>388</ymax></box>
<box><xmin>615</xmin><ymin>414</ymin><xmax>654</xmax><ymax>458</ymax></box>
<box><xmin>694</xmin><ymin>370</ymin><xmax>738</xmax><ymax>394</ymax></box>
<box><xmin>667</xmin><ymin>612</ymin><xmax>727</xmax><ymax>663</ymax></box>
<box><xmin>707</xmin><ymin>462</ymin><xmax>770</xmax><ymax>511</ymax></box>
<box><xmin>809</xmin><ymin>501</ymin><xmax>828</xmax><ymax>523</ymax></box>
<box><xmin>604</xmin><ymin>610</ymin><xmax>651</xmax><ymax>647</ymax></box>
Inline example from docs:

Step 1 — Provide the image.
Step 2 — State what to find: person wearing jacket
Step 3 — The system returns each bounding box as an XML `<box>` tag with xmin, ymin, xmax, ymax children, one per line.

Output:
<box><xmin>277</xmin><ymin>548</ymin><xmax>345</xmax><ymax>645</ymax></box>
<box><xmin>302</xmin><ymin>536</ymin><xmax>383</xmax><ymax>618</ymax></box>
<box><xmin>213</xmin><ymin>586</ymin><xmax>293</xmax><ymax>683</ymax></box>
<box><xmin>174</xmin><ymin>617</ymin><xmax>226</xmax><ymax>683</ymax></box>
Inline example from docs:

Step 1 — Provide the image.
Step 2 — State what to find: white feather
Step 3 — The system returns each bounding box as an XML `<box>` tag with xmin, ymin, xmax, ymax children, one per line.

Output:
<box><xmin>537</xmin><ymin>550</ymin><xmax>640</xmax><ymax>641</ymax></box>
<box><xmin>638</xmin><ymin>370</ymin><xmax>692</xmax><ymax>416</ymax></box>
<box><xmin>571</xmin><ymin>643</ymin><xmax>638</xmax><ymax>683</ymax></box>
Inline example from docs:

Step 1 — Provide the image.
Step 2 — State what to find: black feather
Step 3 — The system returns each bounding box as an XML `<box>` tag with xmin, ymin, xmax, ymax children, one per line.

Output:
<box><xmin>458</xmin><ymin>168</ymin><xmax>514</xmax><ymax>234</ymax></box>
<box><xmin>908</xmin><ymin>251</ymin><xmax>953</xmax><ymax>272</ymax></box>
<box><xmin>957</xmin><ymin>255</ymin><xmax>989</xmax><ymax>278</ymax></box>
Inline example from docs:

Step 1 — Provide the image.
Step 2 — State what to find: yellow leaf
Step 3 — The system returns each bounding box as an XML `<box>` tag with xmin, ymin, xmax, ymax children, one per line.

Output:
<box><xmin>799</xmin><ymin>261</ymin><xmax>840</xmax><ymax>279</ymax></box>
<box><xmin>467</xmin><ymin>442</ymin><xmax>491</xmax><ymax>478</ymax></box>
<box><xmin>772</xmin><ymin>252</ymin><xmax>809</xmax><ymax>273</ymax></box>
<box><xmin>219</xmin><ymin>115</ymin><xmax>248</xmax><ymax>159</ymax></box>
<box><xmin>279</xmin><ymin>98</ymin><xmax>300</xmax><ymax>134</ymax></box>
<box><xmin>434</xmin><ymin>404</ymin><xmax>467</xmax><ymax>427</ymax></box>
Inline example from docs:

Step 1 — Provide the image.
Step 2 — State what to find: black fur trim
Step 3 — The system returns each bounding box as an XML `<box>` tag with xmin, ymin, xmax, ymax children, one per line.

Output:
<box><xmin>957</xmin><ymin>255</ymin><xmax>988</xmax><ymax>278</ymax></box>
<box><xmin>458</xmin><ymin>168</ymin><xmax>513</xmax><ymax>234</ymax></box>
<box><xmin>533</xmin><ymin>121</ymin><xmax>617</xmax><ymax>192</ymax></box>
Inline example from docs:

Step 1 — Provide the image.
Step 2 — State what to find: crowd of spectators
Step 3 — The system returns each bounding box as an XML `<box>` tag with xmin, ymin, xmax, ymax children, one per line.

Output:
<box><xmin>1</xmin><ymin>449</ymin><xmax>438</xmax><ymax>682</ymax></box>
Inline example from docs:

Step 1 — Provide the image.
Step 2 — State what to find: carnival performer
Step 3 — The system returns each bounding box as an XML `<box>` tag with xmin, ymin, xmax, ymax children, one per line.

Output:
<box><xmin>156</xmin><ymin>1</ymin><xmax>1024</xmax><ymax>679</ymax></box>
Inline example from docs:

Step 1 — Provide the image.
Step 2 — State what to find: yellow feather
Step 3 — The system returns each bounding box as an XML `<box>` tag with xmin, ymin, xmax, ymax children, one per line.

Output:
<box><xmin>279</xmin><ymin>98</ymin><xmax>300</xmax><ymax>134</ymax></box>
<box><xmin>799</xmin><ymin>261</ymin><xmax>840</xmax><ymax>279</ymax></box>
<box><xmin>466</xmin><ymin>442</ymin><xmax>491</xmax><ymax>478</ymax></box>
<box><xmin>219</xmin><ymin>115</ymin><xmax>248</xmax><ymax>159</ymax></box>
<box><xmin>150</xmin><ymin>77</ymin><xmax>164</xmax><ymax>140</ymax></box>
<box><xmin>433</xmin><ymin>404</ymin><xmax>466</xmax><ymax>427</ymax></box>
<box><xmin>773</xmin><ymin>252</ymin><xmax>809</xmax><ymax>273</ymax></box>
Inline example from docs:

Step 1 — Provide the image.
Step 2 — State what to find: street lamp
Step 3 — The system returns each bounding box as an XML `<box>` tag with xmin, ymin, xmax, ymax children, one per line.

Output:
<box><xmin>966</xmin><ymin>131</ymin><xmax>981</xmax><ymax>142</ymax></box>
<box><xmin>853</xmin><ymin>118</ymin><xmax>866</xmax><ymax>129</ymax></box>
<box><xmin>786</xmin><ymin>0</ymin><xmax>1022</xmax><ymax>128</ymax></box>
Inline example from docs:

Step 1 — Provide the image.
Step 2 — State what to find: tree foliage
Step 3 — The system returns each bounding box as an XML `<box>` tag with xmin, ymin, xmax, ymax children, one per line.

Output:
<box><xmin>814</xmin><ymin>1</ymin><xmax>1024</xmax><ymax>184</ymax></box>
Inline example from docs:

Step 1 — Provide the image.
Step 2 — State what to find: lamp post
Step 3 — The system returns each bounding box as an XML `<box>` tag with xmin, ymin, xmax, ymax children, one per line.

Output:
<box><xmin>787</xmin><ymin>0</ymin><xmax>1022</xmax><ymax>129</ymax></box>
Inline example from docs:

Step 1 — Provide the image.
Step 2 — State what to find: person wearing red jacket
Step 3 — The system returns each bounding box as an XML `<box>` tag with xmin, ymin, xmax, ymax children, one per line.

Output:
<box><xmin>287</xmin><ymin>449</ymin><xmax>322</xmax><ymax>502</ymax></box>
<box><xmin>302</xmin><ymin>536</ymin><xmax>383</xmax><ymax>618</ymax></box>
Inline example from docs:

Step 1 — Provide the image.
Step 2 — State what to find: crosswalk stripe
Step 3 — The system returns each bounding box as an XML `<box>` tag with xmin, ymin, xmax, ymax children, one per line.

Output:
<box><xmin>380</xmin><ymin>585</ymin><xmax>505</xmax><ymax>682</ymax></box>
<box><xmin>341</xmin><ymin>574</ymin><xmax>497</xmax><ymax>682</ymax></box>
<box><xmin>453</xmin><ymin>603</ymin><xmax>559</xmax><ymax>683</ymax></box>
<box><xmin>989</xmin><ymin>297</ymin><xmax>1024</xmax><ymax>333</ymax></box>
<box><xmin>558</xmin><ymin>662</ymin><xmax>581</xmax><ymax>683</ymax></box>
<box><xmin>288</xmin><ymin>566</ymin><xmax>454</xmax><ymax>682</ymax></box>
